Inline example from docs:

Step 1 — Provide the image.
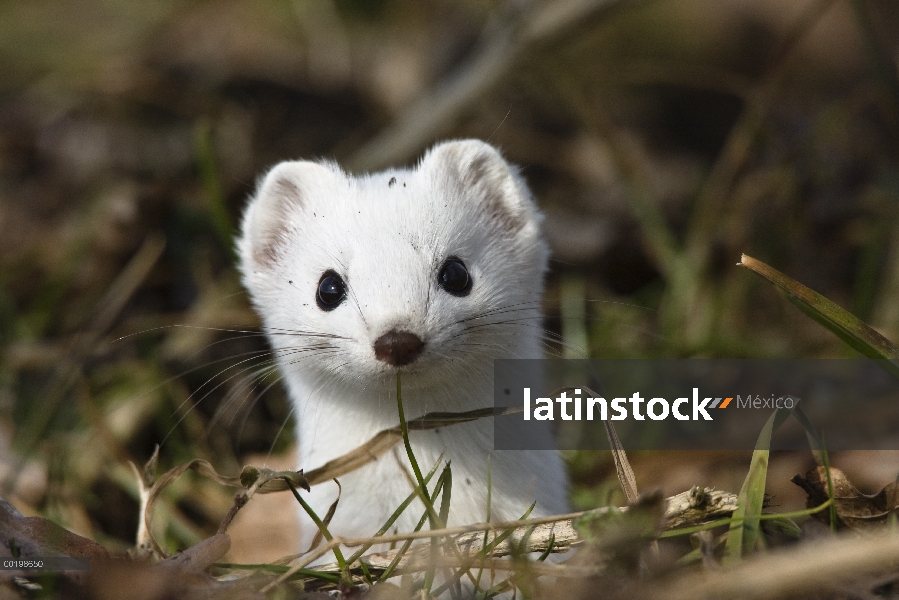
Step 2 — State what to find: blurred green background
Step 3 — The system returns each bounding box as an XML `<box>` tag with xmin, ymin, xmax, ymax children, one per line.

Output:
<box><xmin>1</xmin><ymin>0</ymin><xmax>898</xmax><ymax>559</ymax></box>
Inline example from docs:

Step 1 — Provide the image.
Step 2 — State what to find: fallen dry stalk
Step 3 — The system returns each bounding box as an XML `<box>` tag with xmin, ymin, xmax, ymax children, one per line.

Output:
<box><xmin>651</xmin><ymin>529</ymin><xmax>899</xmax><ymax>600</ymax></box>
<box><xmin>260</xmin><ymin>487</ymin><xmax>737</xmax><ymax>591</ymax></box>
<box><xmin>399</xmin><ymin>556</ymin><xmax>603</xmax><ymax>579</ymax></box>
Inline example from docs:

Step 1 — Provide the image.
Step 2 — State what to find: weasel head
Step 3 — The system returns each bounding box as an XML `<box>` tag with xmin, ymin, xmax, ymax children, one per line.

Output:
<box><xmin>237</xmin><ymin>140</ymin><xmax>548</xmax><ymax>395</ymax></box>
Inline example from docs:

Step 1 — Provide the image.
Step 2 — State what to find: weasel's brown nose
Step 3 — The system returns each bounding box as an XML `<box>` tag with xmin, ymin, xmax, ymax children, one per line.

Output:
<box><xmin>373</xmin><ymin>330</ymin><xmax>424</xmax><ymax>366</ymax></box>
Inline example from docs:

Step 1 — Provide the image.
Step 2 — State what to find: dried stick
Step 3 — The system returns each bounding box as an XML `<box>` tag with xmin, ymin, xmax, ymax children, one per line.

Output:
<box><xmin>347</xmin><ymin>0</ymin><xmax>630</xmax><ymax>172</ymax></box>
<box><xmin>262</xmin><ymin>486</ymin><xmax>737</xmax><ymax>590</ymax></box>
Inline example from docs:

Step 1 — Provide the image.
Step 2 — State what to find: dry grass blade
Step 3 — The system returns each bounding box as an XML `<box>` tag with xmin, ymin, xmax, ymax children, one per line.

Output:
<box><xmin>305</xmin><ymin>480</ymin><xmax>341</xmax><ymax>554</ymax></box>
<box><xmin>258</xmin><ymin>537</ymin><xmax>349</xmax><ymax>594</ymax></box>
<box><xmin>401</xmin><ymin>556</ymin><xmax>603</xmax><ymax>579</ymax></box>
<box><xmin>685</xmin><ymin>0</ymin><xmax>838</xmax><ymax>268</ymax></box>
<box><xmin>849</xmin><ymin>0</ymin><xmax>899</xmax><ymax>135</ymax></box>
<box><xmin>304</xmin><ymin>429</ymin><xmax>404</xmax><ymax>487</ymax></box>
<box><xmin>86</xmin><ymin>233</ymin><xmax>168</xmax><ymax>340</ymax></box>
<box><xmin>347</xmin><ymin>0</ymin><xmax>630</xmax><ymax>171</ymax></box>
<box><xmin>304</xmin><ymin>407</ymin><xmax>518</xmax><ymax>486</ymax></box>
<box><xmin>284</xmin><ymin>478</ymin><xmax>348</xmax><ymax>579</ymax></box>
<box><xmin>131</xmin><ymin>446</ymin><xmax>160</xmax><ymax>558</ymax></box>
<box><xmin>605</xmin><ymin>421</ymin><xmax>640</xmax><ymax>504</ymax></box>
<box><xmin>13</xmin><ymin>233</ymin><xmax>167</xmax><ymax>470</ymax></box>
<box><xmin>555</xmin><ymin>75</ymin><xmax>682</xmax><ymax>280</ymax></box>
<box><xmin>133</xmin><ymin>452</ymin><xmax>308</xmax><ymax>559</ymax></box>
<box><xmin>551</xmin><ymin>386</ymin><xmax>639</xmax><ymax>503</ymax></box>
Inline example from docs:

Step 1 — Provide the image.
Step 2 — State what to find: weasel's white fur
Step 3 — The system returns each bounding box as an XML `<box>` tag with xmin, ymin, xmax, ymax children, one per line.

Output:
<box><xmin>238</xmin><ymin>140</ymin><xmax>568</xmax><ymax>556</ymax></box>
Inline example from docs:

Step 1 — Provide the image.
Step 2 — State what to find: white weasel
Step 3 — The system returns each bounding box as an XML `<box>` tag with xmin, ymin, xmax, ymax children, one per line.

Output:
<box><xmin>237</xmin><ymin>140</ymin><xmax>568</xmax><ymax>556</ymax></box>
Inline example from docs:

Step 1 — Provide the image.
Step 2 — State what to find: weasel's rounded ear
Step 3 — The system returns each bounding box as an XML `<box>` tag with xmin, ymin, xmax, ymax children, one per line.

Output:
<box><xmin>238</xmin><ymin>160</ymin><xmax>334</xmax><ymax>268</ymax></box>
<box><xmin>421</xmin><ymin>140</ymin><xmax>541</xmax><ymax>234</ymax></box>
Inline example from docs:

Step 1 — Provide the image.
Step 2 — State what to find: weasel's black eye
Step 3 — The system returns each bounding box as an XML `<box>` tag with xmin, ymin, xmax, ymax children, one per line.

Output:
<box><xmin>438</xmin><ymin>258</ymin><xmax>472</xmax><ymax>296</ymax></box>
<box><xmin>317</xmin><ymin>271</ymin><xmax>346</xmax><ymax>310</ymax></box>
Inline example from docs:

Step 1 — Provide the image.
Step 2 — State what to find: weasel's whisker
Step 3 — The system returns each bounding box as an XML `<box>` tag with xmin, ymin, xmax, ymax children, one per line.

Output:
<box><xmin>455</xmin><ymin>301</ymin><xmax>543</xmax><ymax>324</ymax></box>
<box><xmin>115</xmin><ymin>322</ymin><xmax>350</xmax><ymax>343</ymax></box>
<box><xmin>232</xmin><ymin>370</ymin><xmax>291</xmax><ymax>455</ymax></box>
<box><xmin>208</xmin><ymin>363</ymin><xmax>282</xmax><ymax>433</ymax></box>
<box><xmin>262</xmin><ymin>380</ymin><xmax>293</xmax><ymax>464</ymax></box>
<box><xmin>162</xmin><ymin>357</ymin><xmax>283</xmax><ymax>444</ymax></box>
<box><xmin>164</xmin><ymin>343</ymin><xmax>332</xmax><ymax>445</ymax></box>
<box><xmin>169</xmin><ymin>349</ymin><xmax>290</xmax><ymax>416</ymax></box>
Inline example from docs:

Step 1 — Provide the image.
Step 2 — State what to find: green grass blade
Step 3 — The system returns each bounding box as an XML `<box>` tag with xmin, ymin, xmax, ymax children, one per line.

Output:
<box><xmin>284</xmin><ymin>478</ymin><xmax>347</xmax><ymax>577</ymax></box>
<box><xmin>820</xmin><ymin>433</ymin><xmax>838</xmax><ymax>532</ymax></box>
<box><xmin>481</xmin><ymin>578</ymin><xmax>515</xmax><ymax>599</ymax></box>
<box><xmin>396</xmin><ymin>373</ymin><xmax>431</xmax><ymax>516</ymax></box>
<box><xmin>793</xmin><ymin>394</ymin><xmax>839</xmax><ymax>528</ymax></box>
<box><xmin>791</xmin><ymin>402</ymin><xmax>825</xmax><ymax>466</ymax></box>
<box><xmin>722</xmin><ymin>406</ymin><xmax>791</xmax><ymax>566</ymax></box>
<box><xmin>438</xmin><ymin>461</ymin><xmax>453</xmax><ymax>531</ymax></box>
<box><xmin>193</xmin><ymin>119</ymin><xmax>235</xmax><ymax>260</ymax></box>
<box><xmin>474</xmin><ymin>455</ymin><xmax>492</xmax><ymax>591</ymax></box>
<box><xmin>396</xmin><ymin>372</ymin><xmax>447</xmax><ymax>594</ymax></box>
<box><xmin>740</xmin><ymin>254</ymin><xmax>899</xmax><ymax>378</ymax></box>
<box><xmin>537</xmin><ymin>534</ymin><xmax>555</xmax><ymax>561</ymax></box>
<box><xmin>396</xmin><ymin>372</ymin><xmax>424</xmax><ymax>483</ymax></box>
<box><xmin>662</xmin><ymin>499</ymin><xmax>832</xmax><ymax>539</ymax></box>
<box><xmin>377</xmin><ymin>465</ymin><xmax>450</xmax><ymax>583</ymax></box>
<box><xmin>424</xmin><ymin>462</ymin><xmax>453</xmax><ymax>593</ymax></box>
<box><xmin>430</xmin><ymin>502</ymin><xmax>536</xmax><ymax>598</ymax></box>
<box><xmin>345</xmin><ymin>457</ymin><xmax>443</xmax><ymax>567</ymax></box>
